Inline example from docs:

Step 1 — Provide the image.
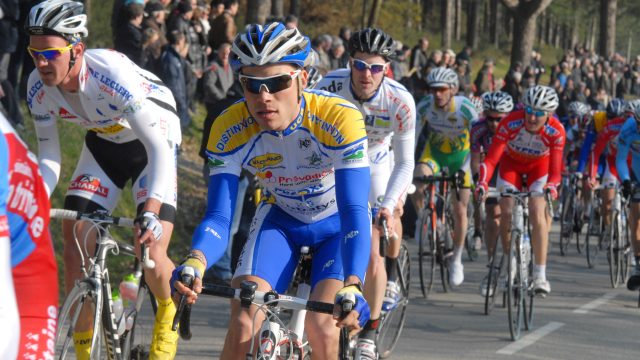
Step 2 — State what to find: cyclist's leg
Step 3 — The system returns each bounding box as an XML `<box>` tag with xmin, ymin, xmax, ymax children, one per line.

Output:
<box><xmin>628</xmin><ymin>170</ymin><xmax>640</xmax><ymax>290</ymax></box>
<box><xmin>222</xmin><ymin>204</ymin><xmax>299</xmax><ymax>360</ymax></box>
<box><xmin>602</xmin><ymin>158</ymin><xmax>618</xmax><ymax>226</ymax></box>
<box><xmin>410</xmin><ymin>143</ymin><xmax>437</xmax><ymax>213</ymax></box>
<box><xmin>496</xmin><ymin>158</ymin><xmax>522</xmax><ymax>256</ymax></box>
<box><xmin>448</xmin><ymin>152</ymin><xmax>471</xmax><ymax>286</ymax></box>
<box><xmin>526</xmin><ymin>161</ymin><xmax>551</xmax><ymax>290</ymax></box>
<box><xmin>485</xmin><ymin>170</ymin><xmax>501</xmax><ymax>257</ymax></box>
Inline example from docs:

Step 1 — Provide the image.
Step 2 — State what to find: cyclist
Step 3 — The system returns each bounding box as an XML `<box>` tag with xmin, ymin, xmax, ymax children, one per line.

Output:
<box><xmin>1</xmin><ymin>111</ymin><xmax>58</xmax><ymax>359</ymax></box>
<box><xmin>615</xmin><ymin>104</ymin><xmax>640</xmax><ymax>291</ymax></box>
<box><xmin>413</xmin><ymin>67</ymin><xmax>478</xmax><ymax>287</ymax></box>
<box><xmin>476</xmin><ymin>85</ymin><xmax>565</xmax><ymax>296</ymax></box>
<box><xmin>171</xmin><ymin>23</ymin><xmax>371</xmax><ymax>359</ymax></box>
<box><xmin>0</xmin><ymin>113</ymin><xmax>21</xmax><ymax>360</ymax></box>
<box><xmin>316</xmin><ymin>27</ymin><xmax>415</xmax><ymax>358</ymax></box>
<box><xmin>26</xmin><ymin>1</ymin><xmax>181</xmax><ymax>358</ymax></box>
<box><xmin>471</xmin><ymin>91</ymin><xmax>514</xmax><ymax>295</ymax></box>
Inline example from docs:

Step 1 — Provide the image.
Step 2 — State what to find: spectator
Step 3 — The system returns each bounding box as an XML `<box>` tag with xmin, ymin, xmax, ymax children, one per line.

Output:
<box><xmin>312</xmin><ymin>35</ymin><xmax>332</xmax><ymax>74</ymax></box>
<box><xmin>159</xmin><ymin>30</ymin><xmax>191</xmax><ymax>128</ymax></box>
<box><xmin>339</xmin><ymin>26</ymin><xmax>352</xmax><ymax>45</ymax></box>
<box><xmin>329</xmin><ymin>38</ymin><xmax>347</xmax><ymax>70</ymax></box>
<box><xmin>442</xmin><ymin>49</ymin><xmax>456</xmax><ymax>68</ymax></box>
<box><xmin>114</xmin><ymin>3</ymin><xmax>145</xmax><ymax>66</ymax></box>
<box><xmin>503</xmin><ymin>64</ymin><xmax>523</xmax><ymax>102</ymax></box>
<box><xmin>455</xmin><ymin>58</ymin><xmax>472</xmax><ymax>97</ymax></box>
<box><xmin>474</xmin><ymin>58</ymin><xmax>496</xmax><ymax>95</ymax></box>
<box><xmin>456</xmin><ymin>45</ymin><xmax>472</xmax><ymax>73</ymax></box>
<box><xmin>426</xmin><ymin>49</ymin><xmax>442</xmax><ymax>71</ymax></box>
<box><xmin>202</xmin><ymin>43</ymin><xmax>234</xmax><ymax>120</ymax></box>
<box><xmin>208</xmin><ymin>0</ymin><xmax>238</xmax><ymax>52</ymax></box>
<box><xmin>196</xmin><ymin>1</ymin><xmax>211</xmax><ymax>36</ymax></box>
<box><xmin>140</xmin><ymin>27</ymin><xmax>161</xmax><ymax>72</ymax></box>
<box><xmin>410</xmin><ymin>36</ymin><xmax>429</xmax><ymax>76</ymax></box>
<box><xmin>187</xmin><ymin>3</ymin><xmax>208</xmax><ymax>76</ymax></box>
<box><xmin>142</xmin><ymin>1</ymin><xmax>169</xmax><ymax>72</ymax></box>
<box><xmin>209</xmin><ymin>0</ymin><xmax>225</xmax><ymax>22</ymax></box>
<box><xmin>111</xmin><ymin>0</ymin><xmax>145</xmax><ymax>40</ymax></box>
<box><xmin>531</xmin><ymin>50</ymin><xmax>545</xmax><ymax>84</ymax></box>
<box><xmin>284</xmin><ymin>14</ymin><xmax>298</xmax><ymax>29</ymax></box>
<box><xmin>167</xmin><ymin>1</ymin><xmax>193</xmax><ymax>39</ymax></box>
<box><xmin>0</xmin><ymin>0</ymin><xmax>23</xmax><ymax>126</ymax></box>
<box><xmin>391</xmin><ymin>43</ymin><xmax>411</xmax><ymax>84</ymax></box>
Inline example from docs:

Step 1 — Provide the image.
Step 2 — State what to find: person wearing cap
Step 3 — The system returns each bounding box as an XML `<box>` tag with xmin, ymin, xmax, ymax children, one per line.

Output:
<box><xmin>25</xmin><ymin>1</ymin><xmax>182</xmax><ymax>358</ymax></box>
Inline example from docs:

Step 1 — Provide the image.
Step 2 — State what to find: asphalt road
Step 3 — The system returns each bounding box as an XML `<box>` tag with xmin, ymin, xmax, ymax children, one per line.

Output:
<box><xmin>158</xmin><ymin>223</ymin><xmax>640</xmax><ymax>359</ymax></box>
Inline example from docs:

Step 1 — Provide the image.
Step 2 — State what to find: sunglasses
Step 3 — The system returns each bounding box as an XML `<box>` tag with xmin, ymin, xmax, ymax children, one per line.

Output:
<box><xmin>486</xmin><ymin>115</ymin><xmax>504</xmax><ymax>122</ymax></box>
<box><xmin>351</xmin><ymin>59</ymin><xmax>387</xmax><ymax>74</ymax></box>
<box><xmin>239</xmin><ymin>70</ymin><xmax>301</xmax><ymax>94</ymax></box>
<box><xmin>525</xmin><ymin>106</ymin><xmax>546</xmax><ymax>117</ymax></box>
<box><xmin>27</xmin><ymin>43</ymin><xmax>74</xmax><ymax>61</ymax></box>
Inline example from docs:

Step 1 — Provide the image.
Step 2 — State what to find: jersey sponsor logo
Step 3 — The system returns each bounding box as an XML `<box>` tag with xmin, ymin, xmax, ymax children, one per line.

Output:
<box><xmin>299</xmin><ymin>137</ymin><xmax>311</xmax><ymax>149</ymax></box>
<box><xmin>58</xmin><ymin>108</ymin><xmax>77</xmax><ymax>119</ymax></box>
<box><xmin>319</xmin><ymin>81</ymin><xmax>343</xmax><ymax>93</ymax></box>
<box><xmin>7</xmin><ymin>160</ymin><xmax>47</xmax><ymax>239</ymax></box>
<box><xmin>34</xmin><ymin>114</ymin><xmax>49</xmax><ymax>122</ymax></box>
<box><xmin>90</xmin><ymin>123</ymin><xmax>125</xmax><ymax>135</ymax></box>
<box><xmin>256</xmin><ymin>170</ymin><xmax>277</xmax><ymax>183</ymax></box>
<box><xmin>0</xmin><ymin>215</ymin><xmax>8</xmax><ymax>237</ymax></box>
<box><xmin>69</xmin><ymin>174</ymin><xmax>109</xmax><ymax>197</ymax></box>
<box><xmin>507</xmin><ymin>119</ymin><xmax>524</xmax><ymax>129</ymax></box>
<box><xmin>322</xmin><ymin>259</ymin><xmax>335</xmax><ymax>272</ymax></box>
<box><xmin>249</xmin><ymin>153</ymin><xmax>283</xmax><ymax>169</ymax></box>
<box><xmin>215</xmin><ymin>117</ymin><xmax>256</xmax><ymax>151</ymax></box>
<box><xmin>27</xmin><ymin>80</ymin><xmax>44</xmax><ymax>108</ymax></box>
<box><xmin>544</xmin><ymin>124</ymin><xmax>559</xmax><ymax>136</ymax></box>
<box><xmin>208</xmin><ymin>158</ymin><xmax>225</xmax><ymax>168</ymax></box>
<box><xmin>365</xmin><ymin>115</ymin><xmax>391</xmax><ymax>128</ymax></box>
<box><xmin>136</xmin><ymin>175</ymin><xmax>148</xmax><ymax>200</ymax></box>
<box><xmin>91</xmin><ymin>69</ymin><xmax>135</xmax><ymax>101</ymax></box>
<box><xmin>300</xmin><ymin>151</ymin><xmax>323</xmax><ymax>169</ymax></box>
<box><xmin>344</xmin><ymin>230</ymin><xmax>359</xmax><ymax>241</ymax></box>
<box><xmin>309</xmin><ymin>114</ymin><xmax>346</xmax><ymax>145</ymax></box>
<box><xmin>278</xmin><ymin>169</ymin><xmax>334</xmax><ymax>186</ymax></box>
<box><xmin>282</xmin><ymin>198</ymin><xmax>336</xmax><ymax>214</ymax></box>
<box><xmin>342</xmin><ymin>143</ymin><xmax>365</xmax><ymax>163</ymax></box>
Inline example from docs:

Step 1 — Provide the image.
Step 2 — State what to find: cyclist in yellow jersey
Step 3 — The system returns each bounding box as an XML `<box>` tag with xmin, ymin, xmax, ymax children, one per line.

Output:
<box><xmin>412</xmin><ymin>67</ymin><xmax>478</xmax><ymax>286</ymax></box>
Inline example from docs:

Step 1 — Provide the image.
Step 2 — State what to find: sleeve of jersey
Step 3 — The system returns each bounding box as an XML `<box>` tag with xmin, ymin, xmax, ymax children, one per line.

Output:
<box><xmin>335</xmin><ymin>167</ymin><xmax>371</xmax><ymax>282</ymax></box>
<box><xmin>589</xmin><ymin>131</ymin><xmax>608</xmax><ymax>179</ymax></box>
<box><xmin>191</xmin><ymin>173</ymin><xmax>238</xmax><ymax>269</ymax></box>
<box><xmin>382</xmin><ymin>94</ymin><xmax>416</xmax><ymax>211</ymax></box>
<box><xmin>127</xmin><ymin>105</ymin><xmax>175</xmax><ymax>202</ymax></box>
<box><xmin>33</xmin><ymin>117</ymin><xmax>61</xmax><ymax>197</ymax></box>
<box><xmin>577</xmin><ymin>128</ymin><xmax>596</xmax><ymax>173</ymax></box>
<box><xmin>616</xmin><ymin>119</ymin><xmax>634</xmax><ymax>182</ymax></box>
<box><xmin>548</xmin><ymin>122</ymin><xmax>566</xmax><ymax>187</ymax></box>
<box><xmin>478</xmin><ymin>121</ymin><xmax>508</xmax><ymax>184</ymax></box>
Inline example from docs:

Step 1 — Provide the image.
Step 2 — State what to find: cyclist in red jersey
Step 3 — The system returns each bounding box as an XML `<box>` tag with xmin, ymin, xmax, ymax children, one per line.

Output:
<box><xmin>476</xmin><ymin>85</ymin><xmax>565</xmax><ymax>296</ymax></box>
<box><xmin>1</xmin><ymin>112</ymin><xmax>58</xmax><ymax>359</ymax></box>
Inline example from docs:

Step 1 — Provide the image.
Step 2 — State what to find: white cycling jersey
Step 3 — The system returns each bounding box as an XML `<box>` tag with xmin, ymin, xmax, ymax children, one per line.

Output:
<box><xmin>317</xmin><ymin>69</ymin><xmax>416</xmax><ymax>212</ymax></box>
<box><xmin>26</xmin><ymin>49</ymin><xmax>181</xmax><ymax>201</ymax></box>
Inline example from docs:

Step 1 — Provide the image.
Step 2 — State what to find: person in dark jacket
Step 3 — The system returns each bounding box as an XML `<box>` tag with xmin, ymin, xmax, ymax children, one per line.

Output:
<box><xmin>114</xmin><ymin>3</ymin><xmax>145</xmax><ymax>65</ymax></box>
<box><xmin>159</xmin><ymin>30</ymin><xmax>191</xmax><ymax>128</ymax></box>
<box><xmin>0</xmin><ymin>0</ymin><xmax>23</xmax><ymax>126</ymax></box>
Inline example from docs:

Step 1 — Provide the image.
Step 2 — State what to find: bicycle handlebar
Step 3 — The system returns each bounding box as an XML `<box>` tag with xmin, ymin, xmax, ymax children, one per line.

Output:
<box><xmin>379</xmin><ymin>217</ymin><xmax>389</xmax><ymax>257</ymax></box>
<box><xmin>50</xmin><ymin>209</ymin><xmax>155</xmax><ymax>269</ymax></box>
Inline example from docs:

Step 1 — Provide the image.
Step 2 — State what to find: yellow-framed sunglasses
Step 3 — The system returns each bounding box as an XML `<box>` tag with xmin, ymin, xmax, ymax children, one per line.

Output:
<box><xmin>27</xmin><ymin>43</ymin><xmax>74</xmax><ymax>61</ymax></box>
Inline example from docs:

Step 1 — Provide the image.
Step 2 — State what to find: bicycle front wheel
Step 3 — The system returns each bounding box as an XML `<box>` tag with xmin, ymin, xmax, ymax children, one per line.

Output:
<box><xmin>585</xmin><ymin>206</ymin><xmax>601</xmax><ymax>268</ymax></box>
<box><xmin>377</xmin><ymin>242</ymin><xmax>410</xmax><ymax>358</ymax></box>
<box><xmin>484</xmin><ymin>246</ymin><xmax>503</xmax><ymax>316</ymax></box>
<box><xmin>507</xmin><ymin>231</ymin><xmax>524</xmax><ymax>341</ymax></box>
<box><xmin>418</xmin><ymin>210</ymin><xmax>436</xmax><ymax>298</ymax></box>
<box><xmin>122</xmin><ymin>277</ymin><xmax>157</xmax><ymax>359</ymax></box>
<box><xmin>55</xmin><ymin>280</ymin><xmax>103</xmax><ymax>360</ymax></box>
<box><xmin>608</xmin><ymin>216</ymin><xmax>621</xmax><ymax>288</ymax></box>
<box><xmin>559</xmin><ymin>194</ymin><xmax>574</xmax><ymax>256</ymax></box>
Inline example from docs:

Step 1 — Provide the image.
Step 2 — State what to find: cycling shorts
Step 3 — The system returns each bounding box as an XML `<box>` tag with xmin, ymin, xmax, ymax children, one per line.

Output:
<box><xmin>370</xmin><ymin>147</ymin><xmax>407</xmax><ymax>218</ymax></box>
<box><xmin>64</xmin><ymin>131</ymin><xmax>177</xmax><ymax>222</ymax></box>
<box><xmin>235</xmin><ymin>203</ymin><xmax>346</xmax><ymax>293</ymax></box>
<box><xmin>13</xmin><ymin>244</ymin><xmax>58</xmax><ymax>359</ymax></box>
<box><xmin>418</xmin><ymin>144</ymin><xmax>472</xmax><ymax>188</ymax></box>
<box><xmin>497</xmin><ymin>155</ymin><xmax>548</xmax><ymax>193</ymax></box>
<box><xmin>602</xmin><ymin>157</ymin><xmax>619</xmax><ymax>188</ymax></box>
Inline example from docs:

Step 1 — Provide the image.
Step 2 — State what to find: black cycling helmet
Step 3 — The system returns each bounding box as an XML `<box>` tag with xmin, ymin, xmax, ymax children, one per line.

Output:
<box><xmin>347</xmin><ymin>27</ymin><xmax>395</xmax><ymax>60</ymax></box>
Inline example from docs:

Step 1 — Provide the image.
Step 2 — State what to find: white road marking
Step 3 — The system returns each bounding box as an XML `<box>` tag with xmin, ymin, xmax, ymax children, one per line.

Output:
<box><xmin>496</xmin><ymin>322</ymin><xmax>565</xmax><ymax>355</ymax></box>
<box><xmin>573</xmin><ymin>292</ymin><xmax>618</xmax><ymax>314</ymax></box>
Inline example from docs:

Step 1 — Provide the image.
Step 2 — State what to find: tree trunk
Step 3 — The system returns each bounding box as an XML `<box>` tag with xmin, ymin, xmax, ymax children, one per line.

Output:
<box><xmin>467</xmin><ymin>0</ymin><xmax>480</xmax><ymax>49</ymax></box>
<box><xmin>599</xmin><ymin>0</ymin><xmax>617</xmax><ymax>57</ymax></box>
<box><xmin>454</xmin><ymin>0</ymin><xmax>462</xmax><ymax>41</ymax></box>
<box><xmin>502</xmin><ymin>0</ymin><xmax>554</xmax><ymax>67</ymax></box>
<box><xmin>483</xmin><ymin>0</ymin><xmax>490</xmax><ymax>33</ymax></box>
<box><xmin>590</xmin><ymin>16</ymin><xmax>598</xmax><ymax>51</ymax></box>
<box><xmin>554</xmin><ymin>21</ymin><xmax>561</xmax><ymax>48</ymax></box>
<box><xmin>271</xmin><ymin>0</ymin><xmax>284</xmax><ymax>18</ymax></box>
<box><xmin>246</xmin><ymin>0</ymin><xmax>272</xmax><ymax>24</ymax></box>
<box><xmin>289</xmin><ymin>0</ymin><xmax>300</xmax><ymax>16</ymax></box>
<box><xmin>368</xmin><ymin>0</ymin><xmax>383</xmax><ymax>27</ymax></box>
<box><xmin>362</xmin><ymin>0</ymin><xmax>369</xmax><ymax>29</ymax></box>
<box><xmin>441</xmin><ymin>0</ymin><xmax>453</xmax><ymax>49</ymax></box>
<box><xmin>570</xmin><ymin>0</ymin><xmax>580</xmax><ymax>49</ymax></box>
<box><xmin>421</xmin><ymin>0</ymin><xmax>433</xmax><ymax>31</ymax></box>
<box><xmin>504</xmin><ymin>7</ymin><xmax>512</xmax><ymax>41</ymax></box>
<box><xmin>489</xmin><ymin>0</ymin><xmax>498</xmax><ymax>45</ymax></box>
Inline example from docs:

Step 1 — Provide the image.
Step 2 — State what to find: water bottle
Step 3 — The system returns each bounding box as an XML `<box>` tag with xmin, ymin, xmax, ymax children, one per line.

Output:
<box><xmin>119</xmin><ymin>273</ymin><xmax>140</xmax><ymax>303</ymax></box>
<box><xmin>111</xmin><ymin>290</ymin><xmax>125</xmax><ymax>335</ymax></box>
<box><xmin>522</xmin><ymin>233</ymin><xmax>531</xmax><ymax>265</ymax></box>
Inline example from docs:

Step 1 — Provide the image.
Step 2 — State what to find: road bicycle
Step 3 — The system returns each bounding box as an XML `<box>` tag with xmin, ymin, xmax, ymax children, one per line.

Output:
<box><xmin>414</xmin><ymin>169</ymin><xmax>463</xmax><ymax>298</ymax></box>
<box><xmin>559</xmin><ymin>173</ymin><xmax>585</xmax><ymax>256</ymax></box>
<box><xmin>584</xmin><ymin>183</ymin><xmax>607</xmax><ymax>268</ymax></box>
<box><xmin>52</xmin><ymin>209</ymin><xmax>156</xmax><ymax>360</ymax></box>
<box><xmin>605</xmin><ymin>187</ymin><xmax>631</xmax><ymax>288</ymax></box>
<box><xmin>478</xmin><ymin>188</ymin><xmax>502</xmax><ymax>316</ymax></box>
<box><xmin>464</xmin><ymin>200</ymin><xmax>480</xmax><ymax>262</ymax></box>
<box><xmin>375</xmin><ymin>219</ymin><xmax>410</xmax><ymax>358</ymax></box>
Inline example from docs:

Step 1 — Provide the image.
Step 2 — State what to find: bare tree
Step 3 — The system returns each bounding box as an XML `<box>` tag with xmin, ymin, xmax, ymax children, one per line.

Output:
<box><xmin>271</xmin><ymin>0</ymin><xmax>284</xmax><ymax>18</ymax></box>
<box><xmin>368</xmin><ymin>0</ymin><xmax>384</xmax><ymax>27</ymax></box>
<box><xmin>454</xmin><ymin>0</ymin><xmax>462</xmax><ymax>41</ymax></box>
<box><xmin>421</xmin><ymin>0</ymin><xmax>434</xmax><ymax>31</ymax></box>
<box><xmin>467</xmin><ymin>0</ymin><xmax>481</xmax><ymax>49</ymax></box>
<box><xmin>442</xmin><ymin>0</ymin><xmax>454</xmax><ymax>48</ymax></box>
<box><xmin>501</xmin><ymin>0</ymin><xmax>554</xmax><ymax>67</ymax></box>
<box><xmin>489</xmin><ymin>0</ymin><xmax>499</xmax><ymax>46</ymax></box>
<box><xmin>570</xmin><ymin>0</ymin><xmax>580</xmax><ymax>49</ymax></box>
<box><xmin>289</xmin><ymin>0</ymin><xmax>300</xmax><ymax>16</ymax></box>
<box><xmin>246</xmin><ymin>0</ymin><xmax>272</xmax><ymax>25</ymax></box>
<box><xmin>598</xmin><ymin>0</ymin><xmax>617</xmax><ymax>57</ymax></box>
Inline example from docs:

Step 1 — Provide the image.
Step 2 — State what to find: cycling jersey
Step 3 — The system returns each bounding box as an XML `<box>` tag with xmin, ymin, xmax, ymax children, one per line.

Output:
<box><xmin>1</xmin><ymin>114</ymin><xmax>58</xmax><ymax>360</ymax></box>
<box><xmin>470</xmin><ymin>118</ymin><xmax>495</xmax><ymax>154</ymax></box>
<box><xmin>26</xmin><ymin>49</ymin><xmax>181</xmax><ymax>205</ymax></box>
<box><xmin>615</xmin><ymin>117</ymin><xmax>640</xmax><ymax>184</ymax></box>
<box><xmin>193</xmin><ymin>91</ymin><xmax>371</xmax><ymax>284</ymax></box>
<box><xmin>415</xmin><ymin>95</ymin><xmax>478</xmax><ymax>186</ymax></box>
<box><xmin>479</xmin><ymin>109</ymin><xmax>565</xmax><ymax>191</ymax></box>
<box><xmin>588</xmin><ymin>116</ymin><xmax>627</xmax><ymax>184</ymax></box>
<box><xmin>577</xmin><ymin>111</ymin><xmax>608</xmax><ymax>173</ymax></box>
<box><xmin>317</xmin><ymin>69</ymin><xmax>415</xmax><ymax>212</ymax></box>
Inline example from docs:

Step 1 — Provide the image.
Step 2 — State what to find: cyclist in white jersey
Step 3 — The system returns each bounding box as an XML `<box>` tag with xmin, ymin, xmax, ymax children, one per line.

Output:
<box><xmin>26</xmin><ymin>1</ymin><xmax>181</xmax><ymax>358</ymax></box>
<box><xmin>317</xmin><ymin>27</ymin><xmax>415</xmax><ymax>359</ymax></box>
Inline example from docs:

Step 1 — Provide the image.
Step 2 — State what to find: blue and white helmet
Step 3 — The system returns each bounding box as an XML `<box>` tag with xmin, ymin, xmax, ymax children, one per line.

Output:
<box><xmin>481</xmin><ymin>91</ymin><xmax>514</xmax><ymax>113</ymax></box>
<box><xmin>606</xmin><ymin>98</ymin><xmax>625</xmax><ymax>118</ymax></box>
<box><xmin>567</xmin><ymin>101</ymin><xmax>590</xmax><ymax>117</ymax></box>
<box><xmin>230</xmin><ymin>22</ymin><xmax>311</xmax><ymax>73</ymax></box>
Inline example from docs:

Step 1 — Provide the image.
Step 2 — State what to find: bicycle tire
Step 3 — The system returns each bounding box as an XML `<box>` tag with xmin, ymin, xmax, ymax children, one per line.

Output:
<box><xmin>440</xmin><ymin>211</ymin><xmax>455</xmax><ymax>293</ymax></box>
<box><xmin>418</xmin><ymin>210</ymin><xmax>436</xmax><ymax>298</ymax></box>
<box><xmin>507</xmin><ymin>230</ymin><xmax>524</xmax><ymax>341</ymax></box>
<box><xmin>465</xmin><ymin>224</ymin><xmax>479</xmax><ymax>262</ymax></box>
<box><xmin>620</xmin><ymin>210</ymin><xmax>631</xmax><ymax>284</ymax></box>
<box><xmin>585</xmin><ymin>205</ymin><xmax>601</xmax><ymax>268</ymax></box>
<box><xmin>55</xmin><ymin>280</ymin><xmax>103</xmax><ymax>360</ymax></box>
<box><xmin>377</xmin><ymin>243</ymin><xmax>410</xmax><ymax>358</ymax></box>
<box><xmin>338</xmin><ymin>328</ymin><xmax>353</xmax><ymax>360</ymax></box>
<box><xmin>608</xmin><ymin>216</ymin><xmax>621</xmax><ymax>288</ymax></box>
<box><xmin>484</xmin><ymin>248</ymin><xmax>503</xmax><ymax>316</ymax></box>
<box><xmin>559</xmin><ymin>193</ymin><xmax>574</xmax><ymax>256</ymax></box>
<box><xmin>123</xmin><ymin>279</ymin><xmax>157</xmax><ymax>360</ymax></box>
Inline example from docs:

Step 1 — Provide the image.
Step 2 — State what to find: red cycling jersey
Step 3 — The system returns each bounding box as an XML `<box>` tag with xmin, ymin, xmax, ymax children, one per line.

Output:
<box><xmin>587</xmin><ymin>116</ymin><xmax>628</xmax><ymax>182</ymax></box>
<box><xmin>479</xmin><ymin>109</ymin><xmax>565</xmax><ymax>189</ymax></box>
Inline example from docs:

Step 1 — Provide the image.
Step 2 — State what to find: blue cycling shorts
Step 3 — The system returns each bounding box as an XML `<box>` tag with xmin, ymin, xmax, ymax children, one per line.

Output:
<box><xmin>234</xmin><ymin>203</ymin><xmax>344</xmax><ymax>293</ymax></box>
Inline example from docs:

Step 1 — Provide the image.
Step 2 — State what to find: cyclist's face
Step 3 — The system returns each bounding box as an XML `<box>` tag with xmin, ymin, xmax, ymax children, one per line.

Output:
<box><xmin>524</xmin><ymin>111</ymin><xmax>548</xmax><ymax>133</ymax></box>
<box><xmin>241</xmin><ymin>63</ymin><xmax>307</xmax><ymax>131</ymax></box>
<box><xmin>29</xmin><ymin>35</ymin><xmax>77</xmax><ymax>87</ymax></box>
<box><xmin>430</xmin><ymin>86</ymin><xmax>453</xmax><ymax>109</ymax></box>
<box><xmin>485</xmin><ymin>110</ymin><xmax>505</xmax><ymax>132</ymax></box>
<box><xmin>350</xmin><ymin>52</ymin><xmax>387</xmax><ymax>99</ymax></box>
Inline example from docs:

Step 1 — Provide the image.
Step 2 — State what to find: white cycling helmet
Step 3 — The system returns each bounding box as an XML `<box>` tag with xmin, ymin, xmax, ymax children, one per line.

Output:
<box><xmin>624</xmin><ymin>99</ymin><xmax>640</xmax><ymax>115</ymax></box>
<box><xmin>567</xmin><ymin>101</ymin><xmax>590</xmax><ymax>117</ymax></box>
<box><xmin>27</xmin><ymin>0</ymin><xmax>88</xmax><ymax>39</ymax></box>
<box><xmin>482</xmin><ymin>91</ymin><xmax>514</xmax><ymax>113</ymax></box>
<box><xmin>522</xmin><ymin>85</ymin><xmax>559</xmax><ymax>112</ymax></box>
<box><xmin>427</xmin><ymin>67</ymin><xmax>459</xmax><ymax>89</ymax></box>
<box><xmin>230</xmin><ymin>22</ymin><xmax>311</xmax><ymax>73</ymax></box>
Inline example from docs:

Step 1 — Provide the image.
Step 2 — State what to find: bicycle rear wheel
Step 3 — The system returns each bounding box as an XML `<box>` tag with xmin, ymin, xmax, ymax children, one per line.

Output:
<box><xmin>122</xmin><ymin>276</ymin><xmax>157</xmax><ymax>359</ymax></box>
<box><xmin>585</xmin><ymin>206</ymin><xmax>601</xmax><ymax>268</ymax></box>
<box><xmin>559</xmin><ymin>194</ymin><xmax>574</xmax><ymax>256</ymax></box>
<box><xmin>484</xmin><ymin>246</ymin><xmax>503</xmax><ymax>316</ymax></box>
<box><xmin>339</xmin><ymin>328</ymin><xmax>354</xmax><ymax>359</ymax></box>
<box><xmin>507</xmin><ymin>232</ymin><xmax>524</xmax><ymax>341</ymax></box>
<box><xmin>608</xmin><ymin>216</ymin><xmax>621</xmax><ymax>288</ymax></box>
<box><xmin>440</xmin><ymin>212</ymin><xmax>455</xmax><ymax>293</ymax></box>
<box><xmin>55</xmin><ymin>280</ymin><xmax>103</xmax><ymax>360</ymax></box>
<box><xmin>620</xmin><ymin>211</ymin><xmax>631</xmax><ymax>284</ymax></box>
<box><xmin>376</xmin><ymin>242</ymin><xmax>410</xmax><ymax>358</ymax></box>
<box><xmin>418</xmin><ymin>210</ymin><xmax>436</xmax><ymax>298</ymax></box>
<box><xmin>465</xmin><ymin>224</ymin><xmax>479</xmax><ymax>262</ymax></box>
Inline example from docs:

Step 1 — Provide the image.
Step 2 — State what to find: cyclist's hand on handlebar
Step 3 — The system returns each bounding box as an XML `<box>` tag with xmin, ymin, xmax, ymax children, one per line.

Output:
<box><xmin>135</xmin><ymin>211</ymin><xmax>163</xmax><ymax>244</ymax></box>
<box><xmin>543</xmin><ymin>184</ymin><xmax>558</xmax><ymax>201</ymax></box>
<box><xmin>170</xmin><ymin>258</ymin><xmax>205</xmax><ymax>306</ymax></box>
<box><xmin>376</xmin><ymin>208</ymin><xmax>395</xmax><ymax>234</ymax></box>
<box><xmin>474</xmin><ymin>182</ymin><xmax>488</xmax><ymax>201</ymax></box>
<box><xmin>622</xmin><ymin>179</ymin><xmax>632</xmax><ymax>199</ymax></box>
<box><xmin>333</xmin><ymin>284</ymin><xmax>370</xmax><ymax>337</ymax></box>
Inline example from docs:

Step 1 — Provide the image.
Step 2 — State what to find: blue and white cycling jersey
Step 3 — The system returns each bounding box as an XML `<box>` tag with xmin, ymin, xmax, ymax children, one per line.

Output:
<box><xmin>616</xmin><ymin>117</ymin><xmax>640</xmax><ymax>182</ymax></box>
